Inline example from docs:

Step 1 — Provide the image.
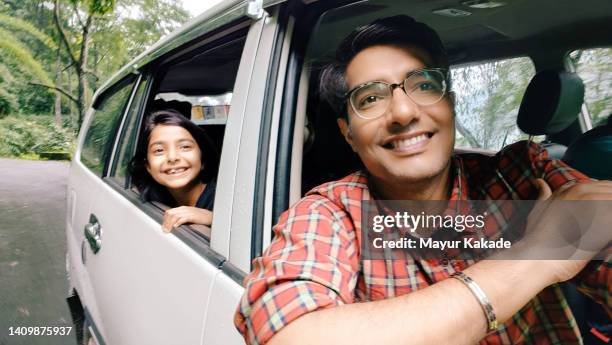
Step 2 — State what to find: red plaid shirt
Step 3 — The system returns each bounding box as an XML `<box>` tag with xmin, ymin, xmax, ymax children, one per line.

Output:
<box><xmin>235</xmin><ymin>141</ymin><xmax>611</xmax><ymax>344</ymax></box>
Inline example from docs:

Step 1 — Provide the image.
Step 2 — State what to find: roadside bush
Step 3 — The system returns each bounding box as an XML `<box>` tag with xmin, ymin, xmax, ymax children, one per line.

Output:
<box><xmin>0</xmin><ymin>114</ymin><xmax>75</xmax><ymax>159</ymax></box>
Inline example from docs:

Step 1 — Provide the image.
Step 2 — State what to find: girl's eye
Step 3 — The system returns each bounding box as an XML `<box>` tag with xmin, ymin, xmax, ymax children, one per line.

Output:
<box><xmin>180</xmin><ymin>144</ymin><xmax>193</xmax><ymax>150</ymax></box>
<box><xmin>152</xmin><ymin>147</ymin><xmax>164</xmax><ymax>155</ymax></box>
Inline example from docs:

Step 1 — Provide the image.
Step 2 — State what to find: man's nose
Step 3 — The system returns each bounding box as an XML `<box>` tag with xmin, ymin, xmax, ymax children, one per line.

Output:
<box><xmin>385</xmin><ymin>87</ymin><xmax>419</xmax><ymax>127</ymax></box>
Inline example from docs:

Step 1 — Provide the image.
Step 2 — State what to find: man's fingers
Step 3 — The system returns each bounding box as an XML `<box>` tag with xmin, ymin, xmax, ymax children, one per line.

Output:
<box><xmin>535</xmin><ymin>178</ymin><xmax>552</xmax><ymax>201</ymax></box>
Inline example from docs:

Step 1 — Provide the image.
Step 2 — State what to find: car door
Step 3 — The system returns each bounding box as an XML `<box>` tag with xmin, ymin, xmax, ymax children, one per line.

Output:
<box><xmin>67</xmin><ymin>13</ymin><xmax>265</xmax><ymax>345</ymax></box>
<box><xmin>203</xmin><ymin>4</ymin><xmax>296</xmax><ymax>344</ymax></box>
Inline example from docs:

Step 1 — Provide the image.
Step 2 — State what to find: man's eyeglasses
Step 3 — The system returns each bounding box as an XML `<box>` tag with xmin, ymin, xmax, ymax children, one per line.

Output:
<box><xmin>345</xmin><ymin>68</ymin><xmax>449</xmax><ymax>120</ymax></box>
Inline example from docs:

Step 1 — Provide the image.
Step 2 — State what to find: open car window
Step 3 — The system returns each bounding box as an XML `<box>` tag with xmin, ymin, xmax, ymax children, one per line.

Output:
<box><xmin>569</xmin><ymin>47</ymin><xmax>612</xmax><ymax>127</ymax></box>
<box><xmin>110</xmin><ymin>25</ymin><xmax>250</xmax><ymax>241</ymax></box>
<box><xmin>452</xmin><ymin>57</ymin><xmax>541</xmax><ymax>151</ymax></box>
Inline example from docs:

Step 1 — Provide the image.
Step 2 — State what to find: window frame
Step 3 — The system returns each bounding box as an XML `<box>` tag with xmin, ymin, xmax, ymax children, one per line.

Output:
<box><xmin>80</xmin><ymin>74</ymin><xmax>138</xmax><ymax>177</ymax></box>
<box><xmin>252</xmin><ymin>0</ymin><xmax>355</xmax><ymax>264</ymax></box>
<box><xmin>92</xmin><ymin>15</ymin><xmax>264</xmax><ymax>271</ymax></box>
<box><xmin>108</xmin><ymin>73</ymin><xmax>151</xmax><ymax>188</ymax></box>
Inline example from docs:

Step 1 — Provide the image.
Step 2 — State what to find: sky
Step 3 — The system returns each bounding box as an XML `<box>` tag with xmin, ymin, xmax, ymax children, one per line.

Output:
<box><xmin>180</xmin><ymin>0</ymin><xmax>225</xmax><ymax>16</ymax></box>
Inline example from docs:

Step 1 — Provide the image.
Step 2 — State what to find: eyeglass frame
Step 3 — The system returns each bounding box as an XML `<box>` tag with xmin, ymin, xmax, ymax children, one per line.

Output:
<box><xmin>343</xmin><ymin>67</ymin><xmax>450</xmax><ymax>120</ymax></box>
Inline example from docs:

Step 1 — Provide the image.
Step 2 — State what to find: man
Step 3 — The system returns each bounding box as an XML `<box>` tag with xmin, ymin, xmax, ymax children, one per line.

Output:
<box><xmin>235</xmin><ymin>16</ymin><xmax>611</xmax><ymax>345</ymax></box>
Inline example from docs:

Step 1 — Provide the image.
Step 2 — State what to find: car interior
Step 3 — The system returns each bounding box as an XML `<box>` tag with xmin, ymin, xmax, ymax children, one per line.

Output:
<box><xmin>142</xmin><ymin>25</ymin><xmax>250</xmax><ymax>168</ymax></box>
<box><xmin>294</xmin><ymin>0</ymin><xmax>611</xmax><ymax>342</ymax></box>
<box><xmin>299</xmin><ymin>0</ymin><xmax>612</xmax><ymax>195</ymax></box>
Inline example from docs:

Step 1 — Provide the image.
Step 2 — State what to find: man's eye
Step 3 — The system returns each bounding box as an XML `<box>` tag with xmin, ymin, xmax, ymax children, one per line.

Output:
<box><xmin>359</xmin><ymin>95</ymin><xmax>382</xmax><ymax>107</ymax></box>
<box><xmin>415</xmin><ymin>81</ymin><xmax>440</xmax><ymax>92</ymax></box>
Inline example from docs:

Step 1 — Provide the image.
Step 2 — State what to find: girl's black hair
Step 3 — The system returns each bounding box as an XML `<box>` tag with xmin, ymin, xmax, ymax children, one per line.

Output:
<box><xmin>319</xmin><ymin>15</ymin><xmax>450</xmax><ymax>119</ymax></box>
<box><xmin>129</xmin><ymin>109</ymin><xmax>220</xmax><ymax>206</ymax></box>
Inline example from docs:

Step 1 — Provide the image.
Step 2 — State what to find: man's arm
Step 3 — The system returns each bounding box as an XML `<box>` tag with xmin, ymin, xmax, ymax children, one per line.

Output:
<box><xmin>238</xmin><ymin>180</ymin><xmax>612</xmax><ymax>345</ymax></box>
<box><xmin>268</xmin><ymin>260</ymin><xmax>561</xmax><ymax>345</ymax></box>
<box><xmin>266</xmin><ymin>180</ymin><xmax>612</xmax><ymax>345</ymax></box>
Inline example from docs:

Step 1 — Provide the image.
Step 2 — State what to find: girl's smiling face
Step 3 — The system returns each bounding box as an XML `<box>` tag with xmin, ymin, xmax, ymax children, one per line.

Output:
<box><xmin>146</xmin><ymin>124</ymin><xmax>203</xmax><ymax>192</ymax></box>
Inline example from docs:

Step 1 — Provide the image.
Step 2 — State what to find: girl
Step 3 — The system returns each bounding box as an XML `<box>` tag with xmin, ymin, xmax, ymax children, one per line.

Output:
<box><xmin>130</xmin><ymin>109</ymin><xmax>219</xmax><ymax>232</ymax></box>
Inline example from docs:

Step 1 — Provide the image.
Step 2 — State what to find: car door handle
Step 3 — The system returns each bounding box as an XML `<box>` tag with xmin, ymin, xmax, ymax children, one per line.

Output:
<box><xmin>84</xmin><ymin>214</ymin><xmax>102</xmax><ymax>254</ymax></box>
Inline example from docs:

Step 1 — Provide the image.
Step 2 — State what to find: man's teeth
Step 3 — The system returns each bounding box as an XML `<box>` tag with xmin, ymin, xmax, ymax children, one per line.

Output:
<box><xmin>392</xmin><ymin>134</ymin><xmax>429</xmax><ymax>149</ymax></box>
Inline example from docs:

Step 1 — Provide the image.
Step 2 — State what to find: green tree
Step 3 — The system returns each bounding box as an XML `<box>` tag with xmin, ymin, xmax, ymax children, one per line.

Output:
<box><xmin>0</xmin><ymin>12</ymin><xmax>56</xmax><ymax>115</ymax></box>
<box><xmin>570</xmin><ymin>48</ymin><xmax>612</xmax><ymax>126</ymax></box>
<box><xmin>452</xmin><ymin>58</ymin><xmax>535</xmax><ymax>150</ymax></box>
<box><xmin>50</xmin><ymin>0</ymin><xmax>118</xmax><ymax>126</ymax></box>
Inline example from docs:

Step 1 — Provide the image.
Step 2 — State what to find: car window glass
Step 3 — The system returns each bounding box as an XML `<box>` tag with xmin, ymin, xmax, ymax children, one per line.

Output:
<box><xmin>451</xmin><ymin>57</ymin><xmax>538</xmax><ymax>150</ymax></box>
<box><xmin>569</xmin><ymin>48</ymin><xmax>612</xmax><ymax>127</ymax></box>
<box><xmin>110</xmin><ymin>76</ymin><xmax>149</xmax><ymax>187</ymax></box>
<box><xmin>81</xmin><ymin>77</ymin><xmax>136</xmax><ymax>176</ymax></box>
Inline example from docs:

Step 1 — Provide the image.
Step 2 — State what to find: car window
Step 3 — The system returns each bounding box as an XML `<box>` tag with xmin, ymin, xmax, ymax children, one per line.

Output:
<box><xmin>452</xmin><ymin>57</ymin><xmax>538</xmax><ymax>150</ymax></box>
<box><xmin>129</xmin><ymin>28</ymin><xmax>249</xmax><ymax>240</ymax></box>
<box><xmin>154</xmin><ymin>92</ymin><xmax>231</xmax><ymax>125</ymax></box>
<box><xmin>81</xmin><ymin>76</ymin><xmax>137</xmax><ymax>176</ymax></box>
<box><xmin>110</xmin><ymin>75</ymin><xmax>149</xmax><ymax>187</ymax></box>
<box><xmin>568</xmin><ymin>47</ymin><xmax>612</xmax><ymax>127</ymax></box>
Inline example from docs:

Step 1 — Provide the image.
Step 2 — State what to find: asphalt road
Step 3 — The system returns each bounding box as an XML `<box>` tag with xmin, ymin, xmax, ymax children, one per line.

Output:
<box><xmin>0</xmin><ymin>158</ymin><xmax>76</xmax><ymax>345</ymax></box>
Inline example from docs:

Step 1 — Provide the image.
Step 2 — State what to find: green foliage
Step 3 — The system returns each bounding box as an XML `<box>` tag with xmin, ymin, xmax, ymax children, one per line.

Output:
<box><xmin>0</xmin><ymin>93</ymin><xmax>17</xmax><ymax>116</ymax></box>
<box><xmin>571</xmin><ymin>48</ymin><xmax>612</xmax><ymax>126</ymax></box>
<box><xmin>0</xmin><ymin>33</ymin><xmax>53</xmax><ymax>86</ymax></box>
<box><xmin>0</xmin><ymin>114</ymin><xmax>75</xmax><ymax>159</ymax></box>
<box><xmin>0</xmin><ymin>13</ymin><xmax>58</xmax><ymax>50</ymax></box>
<box><xmin>452</xmin><ymin>57</ymin><xmax>536</xmax><ymax>150</ymax></box>
<box><xmin>0</xmin><ymin>0</ymin><xmax>191</xmax><ymax>160</ymax></box>
<box><xmin>71</xmin><ymin>0</ymin><xmax>117</xmax><ymax>15</ymax></box>
<box><xmin>0</xmin><ymin>13</ymin><xmax>55</xmax><ymax>117</ymax></box>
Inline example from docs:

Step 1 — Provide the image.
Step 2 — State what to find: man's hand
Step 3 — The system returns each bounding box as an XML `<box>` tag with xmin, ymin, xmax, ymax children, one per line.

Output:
<box><xmin>162</xmin><ymin>206</ymin><xmax>213</xmax><ymax>232</ymax></box>
<box><xmin>521</xmin><ymin>179</ymin><xmax>612</xmax><ymax>282</ymax></box>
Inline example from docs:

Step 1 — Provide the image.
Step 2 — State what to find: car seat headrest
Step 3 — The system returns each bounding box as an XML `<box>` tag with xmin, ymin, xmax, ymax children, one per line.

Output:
<box><xmin>563</xmin><ymin>115</ymin><xmax>612</xmax><ymax>180</ymax></box>
<box><xmin>517</xmin><ymin>70</ymin><xmax>584</xmax><ymax>136</ymax></box>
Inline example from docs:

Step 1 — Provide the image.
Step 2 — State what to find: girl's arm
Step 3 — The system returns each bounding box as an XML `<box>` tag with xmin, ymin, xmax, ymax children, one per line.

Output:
<box><xmin>162</xmin><ymin>206</ymin><xmax>213</xmax><ymax>232</ymax></box>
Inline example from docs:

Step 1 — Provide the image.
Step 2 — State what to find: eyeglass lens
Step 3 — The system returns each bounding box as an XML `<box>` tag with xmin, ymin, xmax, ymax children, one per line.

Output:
<box><xmin>350</xmin><ymin>69</ymin><xmax>446</xmax><ymax>119</ymax></box>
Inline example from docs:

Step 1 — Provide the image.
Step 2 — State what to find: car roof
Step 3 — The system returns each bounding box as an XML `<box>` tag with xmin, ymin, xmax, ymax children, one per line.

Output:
<box><xmin>309</xmin><ymin>0</ymin><xmax>612</xmax><ymax>66</ymax></box>
<box><xmin>93</xmin><ymin>0</ymin><xmax>286</xmax><ymax>101</ymax></box>
<box><xmin>93</xmin><ymin>0</ymin><xmax>612</xmax><ymax>101</ymax></box>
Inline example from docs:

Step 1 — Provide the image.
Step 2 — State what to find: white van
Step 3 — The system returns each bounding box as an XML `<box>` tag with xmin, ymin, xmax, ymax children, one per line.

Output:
<box><xmin>65</xmin><ymin>0</ymin><xmax>612</xmax><ymax>344</ymax></box>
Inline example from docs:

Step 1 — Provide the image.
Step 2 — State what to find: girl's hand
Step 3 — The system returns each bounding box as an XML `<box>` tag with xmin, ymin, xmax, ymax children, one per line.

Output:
<box><xmin>162</xmin><ymin>206</ymin><xmax>213</xmax><ymax>232</ymax></box>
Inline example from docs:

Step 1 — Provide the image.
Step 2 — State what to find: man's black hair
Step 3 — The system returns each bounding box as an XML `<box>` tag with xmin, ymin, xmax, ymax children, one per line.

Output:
<box><xmin>129</xmin><ymin>109</ymin><xmax>220</xmax><ymax>206</ymax></box>
<box><xmin>319</xmin><ymin>15</ymin><xmax>449</xmax><ymax>119</ymax></box>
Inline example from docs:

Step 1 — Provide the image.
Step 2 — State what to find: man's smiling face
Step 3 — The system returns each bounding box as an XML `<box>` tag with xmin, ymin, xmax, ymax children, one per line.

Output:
<box><xmin>338</xmin><ymin>44</ymin><xmax>455</xmax><ymax>190</ymax></box>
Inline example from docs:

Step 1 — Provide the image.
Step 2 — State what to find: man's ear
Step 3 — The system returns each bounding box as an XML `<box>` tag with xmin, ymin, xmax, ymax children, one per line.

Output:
<box><xmin>337</xmin><ymin>117</ymin><xmax>357</xmax><ymax>152</ymax></box>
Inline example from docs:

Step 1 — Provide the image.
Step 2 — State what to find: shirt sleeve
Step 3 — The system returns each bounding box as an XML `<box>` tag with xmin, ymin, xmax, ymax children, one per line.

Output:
<box><xmin>488</xmin><ymin>141</ymin><xmax>590</xmax><ymax>200</ymax></box>
<box><xmin>234</xmin><ymin>195</ymin><xmax>360</xmax><ymax>345</ymax></box>
<box><xmin>527</xmin><ymin>141</ymin><xmax>590</xmax><ymax>190</ymax></box>
<box><xmin>521</xmin><ymin>141</ymin><xmax>611</xmax><ymax>311</ymax></box>
<box><xmin>574</xmin><ymin>258</ymin><xmax>612</xmax><ymax>312</ymax></box>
